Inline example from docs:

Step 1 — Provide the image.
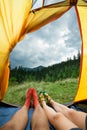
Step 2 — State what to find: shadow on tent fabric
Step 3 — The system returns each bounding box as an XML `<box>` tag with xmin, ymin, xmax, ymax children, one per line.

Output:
<box><xmin>68</xmin><ymin>101</ymin><xmax>87</xmax><ymax>113</ymax></box>
<box><xmin>0</xmin><ymin>102</ymin><xmax>55</xmax><ymax>130</ymax></box>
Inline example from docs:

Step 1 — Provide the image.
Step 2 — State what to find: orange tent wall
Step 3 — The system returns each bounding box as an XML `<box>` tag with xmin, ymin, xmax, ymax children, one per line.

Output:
<box><xmin>74</xmin><ymin>5</ymin><xmax>87</xmax><ymax>102</ymax></box>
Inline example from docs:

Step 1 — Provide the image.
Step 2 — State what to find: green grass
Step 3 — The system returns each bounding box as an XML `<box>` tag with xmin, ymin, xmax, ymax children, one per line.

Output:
<box><xmin>3</xmin><ymin>78</ymin><xmax>78</xmax><ymax>106</ymax></box>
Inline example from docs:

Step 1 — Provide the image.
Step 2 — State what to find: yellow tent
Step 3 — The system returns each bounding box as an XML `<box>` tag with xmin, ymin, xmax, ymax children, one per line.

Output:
<box><xmin>0</xmin><ymin>0</ymin><xmax>87</xmax><ymax>103</ymax></box>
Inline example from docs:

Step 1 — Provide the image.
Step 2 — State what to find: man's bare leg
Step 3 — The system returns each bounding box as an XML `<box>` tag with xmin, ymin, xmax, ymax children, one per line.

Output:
<box><xmin>0</xmin><ymin>105</ymin><xmax>28</xmax><ymax>130</ymax></box>
<box><xmin>32</xmin><ymin>104</ymin><xmax>50</xmax><ymax>130</ymax></box>
<box><xmin>0</xmin><ymin>88</ymin><xmax>33</xmax><ymax>130</ymax></box>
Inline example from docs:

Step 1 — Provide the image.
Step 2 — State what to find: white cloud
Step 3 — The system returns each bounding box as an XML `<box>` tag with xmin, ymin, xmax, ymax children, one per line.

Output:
<box><xmin>10</xmin><ymin>7</ymin><xmax>81</xmax><ymax>68</ymax></box>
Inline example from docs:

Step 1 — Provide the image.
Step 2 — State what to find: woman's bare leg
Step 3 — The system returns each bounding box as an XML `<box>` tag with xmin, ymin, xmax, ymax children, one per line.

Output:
<box><xmin>43</xmin><ymin>92</ymin><xmax>69</xmax><ymax>114</ymax></box>
<box><xmin>31</xmin><ymin>88</ymin><xmax>50</xmax><ymax>130</ymax></box>
<box><xmin>42</xmin><ymin>100</ymin><xmax>78</xmax><ymax>130</ymax></box>
<box><xmin>0</xmin><ymin>88</ymin><xmax>33</xmax><ymax>130</ymax></box>
<box><xmin>50</xmin><ymin>99</ymin><xmax>87</xmax><ymax>130</ymax></box>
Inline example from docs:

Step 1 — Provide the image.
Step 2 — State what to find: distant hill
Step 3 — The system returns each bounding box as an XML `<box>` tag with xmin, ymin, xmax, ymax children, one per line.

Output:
<box><xmin>10</xmin><ymin>53</ymin><xmax>80</xmax><ymax>83</ymax></box>
<box><xmin>24</xmin><ymin>65</ymin><xmax>45</xmax><ymax>71</ymax></box>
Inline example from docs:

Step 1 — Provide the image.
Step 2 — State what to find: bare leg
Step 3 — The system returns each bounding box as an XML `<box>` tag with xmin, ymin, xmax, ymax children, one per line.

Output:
<box><xmin>43</xmin><ymin>92</ymin><xmax>87</xmax><ymax>130</ymax></box>
<box><xmin>32</xmin><ymin>104</ymin><xmax>50</xmax><ymax>130</ymax></box>
<box><xmin>43</xmin><ymin>92</ymin><xmax>69</xmax><ymax>114</ymax></box>
<box><xmin>42</xmin><ymin>100</ymin><xmax>78</xmax><ymax>130</ymax></box>
<box><xmin>31</xmin><ymin>88</ymin><xmax>50</xmax><ymax>130</ymax></box>
<box><xmin>0</xmin><ymin>88</ymin><xmax>33</xmax><ymax>130</ymax></box>
<box><xmin>50</xmin><ymin>100</ymin><xmax>87</xmax><ymax>130</ymax></box>
<box><xmin>0</xmin><ymin>105</ymin><xmax>28</xmax><ymax>130</ymax></box>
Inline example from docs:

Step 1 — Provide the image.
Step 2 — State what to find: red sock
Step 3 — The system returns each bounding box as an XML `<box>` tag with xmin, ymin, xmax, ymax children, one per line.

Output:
<box><xmin>24</xmin><ymin>88</ymin><xmax>33</xmax><ymax>108</ymax></box>
<box><xmin>32</xmin><ymin>88</ymin><xmax>39</xmax><ymax>108</ymax></box>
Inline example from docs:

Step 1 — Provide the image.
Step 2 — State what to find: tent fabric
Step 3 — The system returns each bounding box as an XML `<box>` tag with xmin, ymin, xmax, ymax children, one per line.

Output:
<box><xmin>0</xmin><ymin>0</ymin><xmax>32</xmax><ymax>100</ymax></box>
<box><xmin>74</xmin><ymin>4</ymin><xmax>87</xmax><ymax>102</ymax></box>
<box><xmin>24</xmin><ymin>0</ymin><xmax>72</xmax><ymax>34</ymax></box>
<box><xmin>0</xmin><ymin>0</ymin><xmax>87</xmax><ymax>103</ymax></box>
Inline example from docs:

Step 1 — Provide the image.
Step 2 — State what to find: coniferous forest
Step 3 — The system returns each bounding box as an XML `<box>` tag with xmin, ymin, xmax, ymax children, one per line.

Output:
<box><xmin>10</xmin><ymin>52</ymin><xmax>80</xmax><ymax>83</ymax></box>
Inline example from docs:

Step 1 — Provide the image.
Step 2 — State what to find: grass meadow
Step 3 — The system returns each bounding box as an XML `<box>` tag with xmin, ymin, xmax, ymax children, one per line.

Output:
<box><xmin>3</xmin><ymin>78</ymin><xmax>78</xmax><ymax>106</ymax></box>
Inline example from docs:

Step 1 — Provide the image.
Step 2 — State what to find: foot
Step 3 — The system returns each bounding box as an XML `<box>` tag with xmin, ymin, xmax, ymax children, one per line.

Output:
<box><xmin>24</xmin><ymin>88</ymin><xmax>33</xmax><ymax>109</ymax></box>
<box><xmin>32</xmin><ymin>88</ymin><xmax>39</xmax><ymax>108</ymax></box>
<box><xmin>43</xmin><ymin>92</ymin><xmax>52</xmax><ymax>103</ymax></box>
<box><xmin>39</xmin><ymin>92</ymin><xmax>45</xmax><ymax>107</ymax></box>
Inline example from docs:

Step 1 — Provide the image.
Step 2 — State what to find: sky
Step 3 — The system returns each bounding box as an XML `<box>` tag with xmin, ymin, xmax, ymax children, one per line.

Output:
<box><xmin>10</xmin><ymin>1</ymin><xmax>82</xmax><ymax>69</ymax></box>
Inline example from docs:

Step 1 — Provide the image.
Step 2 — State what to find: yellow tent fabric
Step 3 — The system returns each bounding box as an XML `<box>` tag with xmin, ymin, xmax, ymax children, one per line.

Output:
<box><xmin>74</xmin><ymin>0</ymin><xmax>87</xmax><ymax>102</ymax></box>
<box><xmin>0</xmin><ymin>0</ymin><xmax>32</xmax><ymax>100</ymax></box>
<box><xmin>0</xmin><ymin>0</ymin><xmax>87</xmax><ymax>103</ymax></box>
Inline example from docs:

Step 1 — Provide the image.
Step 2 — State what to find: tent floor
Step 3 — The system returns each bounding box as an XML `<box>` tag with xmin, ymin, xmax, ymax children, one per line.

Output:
<box><xmin>68</xmin><ymin>101</ymin><xmax>87</xmax><ymax>112</ymax></box>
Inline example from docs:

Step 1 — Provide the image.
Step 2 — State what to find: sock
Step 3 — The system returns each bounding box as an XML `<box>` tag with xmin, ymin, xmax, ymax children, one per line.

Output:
<box><xmin>32</xmin><ymin>88</ymin><xmax>39</xmax><ymax>108</ymax></box>
<box><xmin>24</xmin><ymin>88</ymin><xmax>33</xmax><ymax>108</ymax></box>
<box><xmin>44</xmin><ymin>92</ymin><xmax>52</xmax><ymax>101</ymax></box>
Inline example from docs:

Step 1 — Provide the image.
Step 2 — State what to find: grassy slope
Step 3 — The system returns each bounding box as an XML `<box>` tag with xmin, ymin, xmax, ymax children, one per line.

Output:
<box><xmin>3</xmin><ymin>78</ymin><xmax>78</xmax><ymax>106</ymax></box>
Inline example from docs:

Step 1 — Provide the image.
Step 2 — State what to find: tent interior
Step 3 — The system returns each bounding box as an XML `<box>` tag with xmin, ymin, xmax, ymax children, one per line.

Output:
<box><xmin>0</xmin><ymin>0</ymin><xmax>87</xmax><ymax>129</ymax></box>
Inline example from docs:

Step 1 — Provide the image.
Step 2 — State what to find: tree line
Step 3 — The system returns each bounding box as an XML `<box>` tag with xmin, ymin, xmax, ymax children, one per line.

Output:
<box><xmin>10</xmin><ymin>52</ymin><xmax>80</xmax><ymax>83</ymax></box>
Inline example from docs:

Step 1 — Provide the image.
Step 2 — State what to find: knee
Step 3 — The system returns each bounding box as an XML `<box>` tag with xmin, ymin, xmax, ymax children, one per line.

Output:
<box><xmin>67</xmin><ymin>108</ymin><xmax>76</xmax><ymax>118</ymax></box>
<box><xmin>52</xmin><ymin>112</ymin><xmax>64</xmax><ymax>123</ymax></box>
